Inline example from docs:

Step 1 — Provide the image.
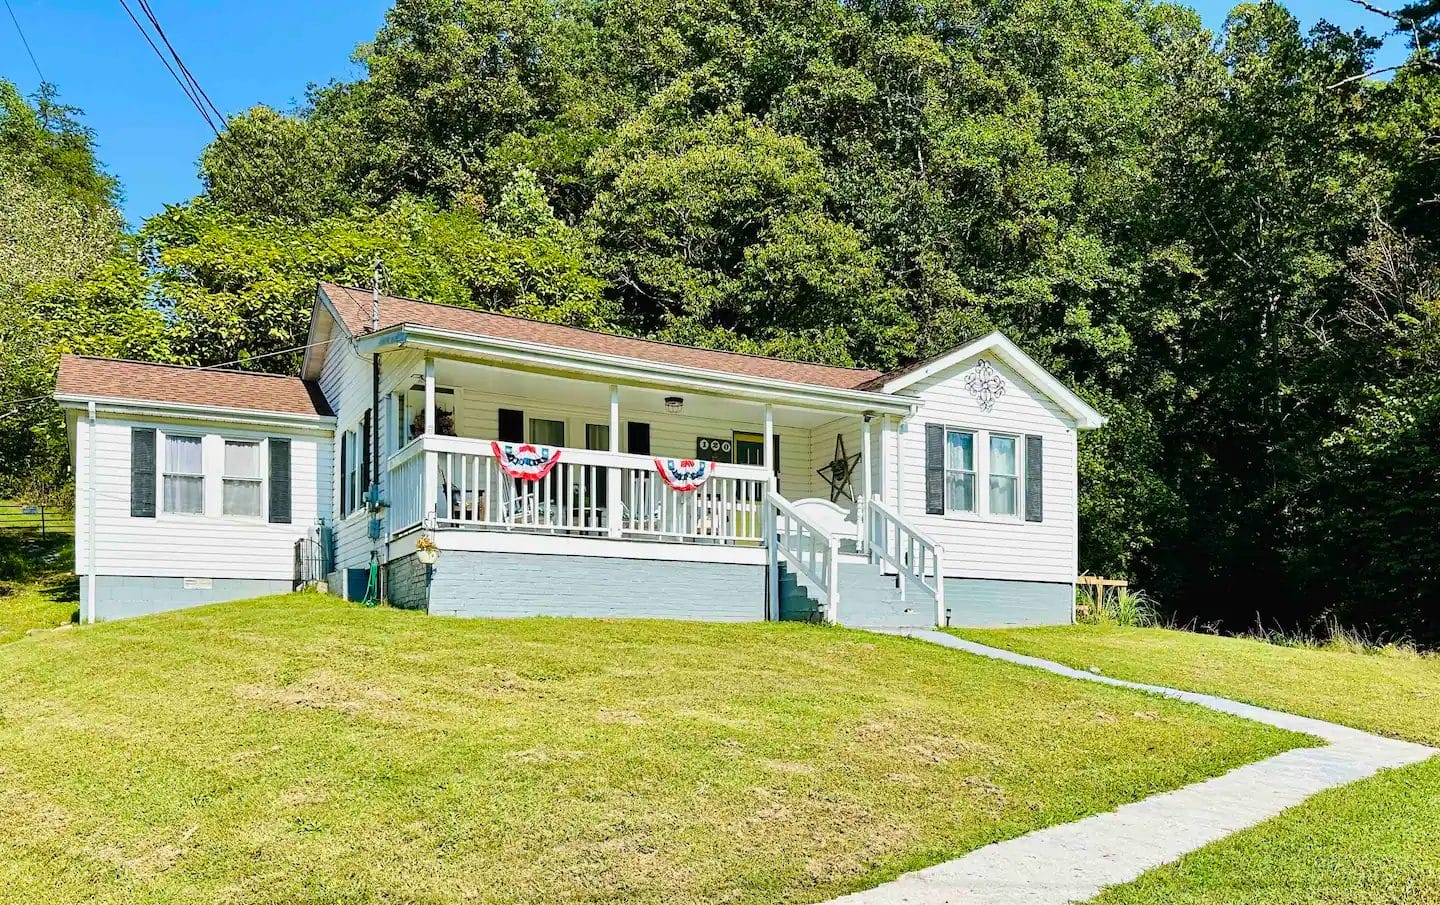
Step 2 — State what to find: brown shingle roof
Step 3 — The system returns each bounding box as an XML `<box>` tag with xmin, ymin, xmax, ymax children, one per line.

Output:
<box><xmin>320</xmin><ymin>283</ymin><xmax>884</xmax><ymax>391</ymax></box>
<box><xmin>55</xmin><ymin>355</ymin><xmax>333</xmax><ymax>418</ymax></box>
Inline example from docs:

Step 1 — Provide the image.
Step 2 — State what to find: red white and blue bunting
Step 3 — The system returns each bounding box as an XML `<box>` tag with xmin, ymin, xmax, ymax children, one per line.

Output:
<box><xmin>491</xmin><ymin>442</ymin><xmax>562</xmax><ymax>481</ymax></box>
<box><xmin>654</xmin><ymin>458</ymin><xmax>715</xmax><ymax>492</ymax></box>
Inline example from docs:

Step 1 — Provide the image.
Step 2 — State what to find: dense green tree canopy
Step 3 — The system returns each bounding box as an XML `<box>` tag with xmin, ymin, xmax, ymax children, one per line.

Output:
<box><xmin>4</xmin><ymin>0</ymin><xmax>1439</xmax><ymax>642</ymax></box>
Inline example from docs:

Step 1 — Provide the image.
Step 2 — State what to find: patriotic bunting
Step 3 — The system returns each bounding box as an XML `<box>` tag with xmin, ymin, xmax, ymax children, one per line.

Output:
<box><xmin>655</xmin><ymin>458</ymin><xmax>715</xmax><ymax>492</ymax></box>
<box><xmin>491</xmin><ymin>442</ymin><xmax>562</xmax><ymax>481</ymax></box>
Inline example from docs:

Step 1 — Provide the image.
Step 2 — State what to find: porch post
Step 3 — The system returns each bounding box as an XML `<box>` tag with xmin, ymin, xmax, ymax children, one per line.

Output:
<box><xmin>763</xmin><ymin>404</ymin><xmax>775</xmax><ymax>492</ymax></box>
<box><xmin>423</xmin><ymin>357</ymin><xmax>436</xmax><ymax>435</ymax></box>
<box><xmin>860</xmin><ymin>414</ymin><xmax>873</xmax><ymax>553</ymax></box>
<box><xmin>423</xmin><ymin>356</ymin><xmax>438</xmax><ymax>521</ymax></box>
<box><xmin>607</xmin><ymin>384</ymin><xmax>622</xmax><ymax>538</ymax></box>
<box><xmin>879</xmin><ymin>415</ymin><xmax>895</xmax><ymax>507</ymax></box>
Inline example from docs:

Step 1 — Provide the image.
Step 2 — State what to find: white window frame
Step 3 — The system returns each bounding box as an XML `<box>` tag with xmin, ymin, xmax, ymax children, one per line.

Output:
<box><xmin>160</xmin><ymin>431</ymin><xmax>206</xmax><ymax>517</ymax></box>
<box><xmin>221</xmin><ymin>437</ymin><xmax>267</xmax><ymax>520</ymax></box>
<box><xmin>342</xmin><ymin>428</ymin><xmax>361</xmax><ymax>520</ymax></box>
<box><xmin>987</xmin><ymin>432</ymin><xmax>1022</xmax><ymax>520</ymax></box>
<box><xmin>943</xmin><ymin>427</ymin><xmax>977</xmax><ymax>515</ymax></box>
<box><xmin>937</xmin><ymin>425</ymin><xmax>1026</xmax><ymax>524</ymax></box>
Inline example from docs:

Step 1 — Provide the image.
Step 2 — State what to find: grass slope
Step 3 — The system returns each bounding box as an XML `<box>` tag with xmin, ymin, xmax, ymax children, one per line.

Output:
<box><xmin>953</xmin><ymin>625</ymin><xmax>1440</xmax><ymax>904</ymax></box>
<box><xmin>0</xmin><ymin>595</ymin><xmax>1302</xmax><ymax>905</ymax></box>
<box><xmin>0</xmin><ymin>532</ymin><xmax>77</xmax><ymax>644</ymax></box>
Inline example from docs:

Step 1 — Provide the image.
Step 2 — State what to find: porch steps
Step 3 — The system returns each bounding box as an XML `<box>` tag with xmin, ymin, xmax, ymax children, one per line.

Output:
<box><xmin>776</xmin><ymin>560</ymin><xmax>936</xmax><ymax>629</ymax></box>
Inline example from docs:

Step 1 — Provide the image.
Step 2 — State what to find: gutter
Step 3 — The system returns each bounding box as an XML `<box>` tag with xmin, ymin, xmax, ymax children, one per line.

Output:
<box><xmin>54</xmin><ymin>394</ymin><xmax>336</xmax><ymax>432</ymax></box>
<box><xmin>355</xmin><ymin>325</ymin><xmax>916</xmax><ymax>417</ymax></box>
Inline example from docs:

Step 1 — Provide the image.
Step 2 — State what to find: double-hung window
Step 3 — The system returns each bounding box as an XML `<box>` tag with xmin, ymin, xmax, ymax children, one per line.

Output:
<box><xmin>989</xmin><ymin>434</ymin><xmax>1019</xmax><ymax>517</ymax></box>
<box><xmin>342</xmin><ymin>429</ymin><xmax>360</xmax><ymax>517</ymax></box>
<box><xmin>223</xmin><ymin>440</ymin><xmax>263</xmax><ymax>517</ymax></box>
<box><xmin>163</xmin><ymin>434</ymin><xmax>205</xmax><ymax>515</ymax></box>
<box><xmin>944</xmin><ymin>429</ymin><xmax>976</xmax><ymax>514</ymax></box>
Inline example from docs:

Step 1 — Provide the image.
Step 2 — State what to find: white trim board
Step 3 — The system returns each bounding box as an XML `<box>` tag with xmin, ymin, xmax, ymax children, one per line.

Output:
<box><xmin>391</xmin><ymin>527</ymin><xmax>769</xmax><ymax>566</ymax></box>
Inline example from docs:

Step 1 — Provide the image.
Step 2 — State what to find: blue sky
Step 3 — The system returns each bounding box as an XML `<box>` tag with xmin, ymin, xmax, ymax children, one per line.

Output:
<box><xmin>0</xmin><ymin>0</ymin><xmax>1410</xmax><ymax>227</ymax></box>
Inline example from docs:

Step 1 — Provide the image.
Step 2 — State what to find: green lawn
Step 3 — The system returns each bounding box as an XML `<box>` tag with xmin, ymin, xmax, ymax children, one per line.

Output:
<box><xmin>0</xmin><ymin>595</ymin><xmax>1304</xmax><ymax>905</ymax></box>
<box><xmin>0</xmin><ymin>531</ymin><xmax>77</xmax><ymax>644</ymax></box>
<box><xmin>953</xmin><ymin>625</ymin><xmax>1440</xmax><ymax>904</ymax></box>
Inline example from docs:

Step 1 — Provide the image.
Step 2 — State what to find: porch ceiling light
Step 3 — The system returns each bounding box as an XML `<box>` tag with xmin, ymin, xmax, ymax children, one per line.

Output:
<box><xmin>664</xmin><ymin>395</ymin><xmax>684</xmax><ymax>412</ymax></box>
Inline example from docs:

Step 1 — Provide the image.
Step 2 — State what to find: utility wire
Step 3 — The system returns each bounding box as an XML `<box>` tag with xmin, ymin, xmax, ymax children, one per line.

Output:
<box><xmin>135</xmin><ymin>0</ymin><xmax>227</xmax><ymax>128</ymax></box>
<box><xmin>117</xmin><ymin>0</ymin><xmax>220</xmax><ymax>136</ymax></box>
<box><xmin>3</xmin><ymin>0</ymin><xmax>44</xmax><ymax>83</ymax></box>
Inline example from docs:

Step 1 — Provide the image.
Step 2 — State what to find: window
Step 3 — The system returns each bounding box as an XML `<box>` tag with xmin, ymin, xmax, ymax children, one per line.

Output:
<box><xmin>945</xmin><ymin>429</ymin><xmax>976</xmax><ymax>513</ymax></box>
<box><xmin>529</xmin><ymin>417</ymin><xmax>565</xmax><ymax>447</ymax></box>
<box><xmin>342</xmin><ymin>429</ymin><xmax>359</xmax><ymax>517</ymax></box>
<box><xmin>585</xmin><ymin>424</ymin><xmax>610</xmax><ymax>451</ymax></box>
<box><xmin>163</xmin><ymin>434</ymin><xmax>204</xmax><ymax>515</ymax></box>
<box><xmin>989</xmin><ymin>434</ymin><xmax>1019</xmax><ymax>516</ymax></box>
<box><xmin>223</xmin><ymin>440</ymin><xmax>263</xmax><ymax>517</ymax></box>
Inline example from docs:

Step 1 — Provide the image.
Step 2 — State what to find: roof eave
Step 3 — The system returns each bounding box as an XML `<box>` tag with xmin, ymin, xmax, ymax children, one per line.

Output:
<box><xmin>54</xmin><ymin>393</ymin><xmax>336</xmax><ymax>431</ymax></box>
<box><xmin>358</xmin><ymin>324</ymin><xmax>914</xmax><ymax>416</ymax></box>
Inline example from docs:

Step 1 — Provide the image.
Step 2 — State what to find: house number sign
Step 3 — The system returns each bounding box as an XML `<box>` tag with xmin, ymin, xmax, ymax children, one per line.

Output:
<box><xmin>696</xmin><ymin>437</ymin><xmax>733</xmax><ymax>460</ymax></box>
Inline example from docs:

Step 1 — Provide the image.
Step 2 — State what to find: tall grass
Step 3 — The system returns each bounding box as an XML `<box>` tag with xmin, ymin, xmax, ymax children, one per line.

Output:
<box><xmin>1240</xmin><ymin>614</ymin><xmax>1427</xmax><ymax>659</ymax></box>
<box><xmin>1076</xmin><ymin>585</ymin><xmax>1161</xmax><ymax>628</ymax></box>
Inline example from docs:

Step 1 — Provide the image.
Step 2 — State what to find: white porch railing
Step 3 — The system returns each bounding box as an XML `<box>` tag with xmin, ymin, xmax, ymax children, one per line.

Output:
<box><xmin>388</xmin><ymin>435</ymin><xmax>770</xmax><ymax>544</ymax></box>
<box><xmin>767</xmin><ymin>492</ymin><xmax>840</xmax><ymax>622</ymax></box>
<box><xmin>866</xmin><ymin>496</ymin><xmax>946</xmax><ymax>626</ymax></box>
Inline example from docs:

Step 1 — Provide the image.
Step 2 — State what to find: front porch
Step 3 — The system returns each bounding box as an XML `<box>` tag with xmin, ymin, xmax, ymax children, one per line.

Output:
<box><xmin>364</xmin><ymin>351</ymin><xmax>941</xmax><ymax>623</ymax></box>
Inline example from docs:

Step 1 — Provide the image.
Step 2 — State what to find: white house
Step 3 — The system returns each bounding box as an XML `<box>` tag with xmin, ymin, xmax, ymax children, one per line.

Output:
<box><xmin>55</xmin><ymin>282</ymin><xmax>1105</xmax><ymax>627</ymax></box>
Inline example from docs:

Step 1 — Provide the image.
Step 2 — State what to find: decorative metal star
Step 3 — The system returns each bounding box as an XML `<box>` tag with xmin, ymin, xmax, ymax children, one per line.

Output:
<box><xmin>816</xmin><ymin>434</ymin><xmax>861</xmax><ymax>503</ymax></box>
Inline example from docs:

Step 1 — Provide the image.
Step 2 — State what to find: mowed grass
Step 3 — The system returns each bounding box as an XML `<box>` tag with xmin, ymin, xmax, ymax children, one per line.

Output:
<box><xmin>0</xmin><ymin>596</ymin><xmax>1304</xmax><ymax>905</ymax></box>
<box><xmin>952</xmin><ymin>625</ymin><xmax>1440</xmax><ymax>904</ymax></box>
<box><xmin>952</xmin><ymin>624</ymin><xmax>1440</xmax><ymax>745</ymax></box>
<box><xmin>0</xmin><ymin>531</ymin><xmax>77</xmax><ymax>644</ymax></box>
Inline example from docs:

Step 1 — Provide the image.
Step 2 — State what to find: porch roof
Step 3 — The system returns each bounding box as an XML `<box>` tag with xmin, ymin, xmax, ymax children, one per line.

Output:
<box><xmin>318</xmin><ymin>283</ymin><xmax>884</xmax><ymax>391</ymax></box>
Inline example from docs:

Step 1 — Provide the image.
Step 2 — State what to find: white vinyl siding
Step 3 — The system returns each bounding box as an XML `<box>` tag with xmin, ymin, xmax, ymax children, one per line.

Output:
<box><xmin>892</xmin><ymin>356</ymin><xmax>1078</xmax><ymax>584</ymax></box>
<box><xmin>73</xmin><ymin>415</ymin><xmax>328</xmax><ymax>579</ymax></box>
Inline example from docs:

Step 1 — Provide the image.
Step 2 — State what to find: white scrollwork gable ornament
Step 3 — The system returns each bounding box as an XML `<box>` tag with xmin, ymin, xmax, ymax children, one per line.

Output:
<box><xmin>964</xmin><ymin>359</ymin><xmax>1006</xmax><ymax>412</ymax></box>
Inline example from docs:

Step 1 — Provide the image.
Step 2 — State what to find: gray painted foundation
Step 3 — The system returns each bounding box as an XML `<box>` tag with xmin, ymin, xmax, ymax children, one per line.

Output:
<box><xmin>943</xmin><ymin>577</ymin><xmax>1072</xmax><ymax>627</ymax></box>
<box><xmin>88</xmin><ymin>575</ymin><xmax>293</xmax><ymax>621</ymax></box>
<box><xmin>420</xmin><ymin>551</ymin><xmax>766</xmax><ymax>621</ymax></box>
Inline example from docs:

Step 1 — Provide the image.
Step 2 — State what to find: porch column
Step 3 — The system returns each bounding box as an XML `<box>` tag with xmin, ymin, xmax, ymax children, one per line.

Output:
<box><xmin>607</xmin><ymin>384</ymin><xmax>622</xmax><ymax>538</ymax></box>
<box><xmin>763</xmin><ymin>404</ymin><xmax>775</xmax><ymax>492</ymax></box>
<box><xmin>879</xmin><ymin>415</ymin><xmax>895</xmax><ymax>507</ymax></box>
<box><xmin>860</xmin><ymin>414</ymin><xmax>873</xmax><ymax>552</ymax></box>
<box><xmin>423</xmin><ymin>356</ymin><xmax>438</xmax><ymax>522</ymax></box>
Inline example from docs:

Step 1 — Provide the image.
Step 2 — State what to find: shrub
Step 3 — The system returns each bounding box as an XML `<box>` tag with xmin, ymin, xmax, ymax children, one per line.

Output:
<box><xmin>1076</xmin><ymin>585</ymin><xmax>1160</xmax><ymax>628</ymax></box>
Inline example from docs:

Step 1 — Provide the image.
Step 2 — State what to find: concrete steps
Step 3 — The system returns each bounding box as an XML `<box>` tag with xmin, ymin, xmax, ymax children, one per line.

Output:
<box><xmin>777</xmin><ymin>559</ymin><xmax>937</xmax><ymax>629</ymax></box>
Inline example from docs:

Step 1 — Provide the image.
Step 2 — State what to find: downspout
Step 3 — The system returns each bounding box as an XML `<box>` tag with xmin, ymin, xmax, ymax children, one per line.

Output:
<box><xmin>369</xmin><ymin>351</ymin><xmax>383</xmax><ymax>604</ymax></box>
<box><xmin>86</xmin><ymin>400</ymin><xmax>97</xmax><ymax>624</ymax></box>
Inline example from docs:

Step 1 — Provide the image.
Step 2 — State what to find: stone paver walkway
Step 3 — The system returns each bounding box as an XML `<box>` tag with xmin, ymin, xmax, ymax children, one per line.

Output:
<box><xmin>823</xmin><ymin>629</ymin><xmax>1436</xmax><ymax>905</ymax></box>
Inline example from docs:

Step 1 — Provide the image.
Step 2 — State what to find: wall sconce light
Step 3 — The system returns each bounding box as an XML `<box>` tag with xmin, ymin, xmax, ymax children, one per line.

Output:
<box><xmin>664</xmin><ymin>396</ymin><xmax>684</xmax><ymax>412</ymax></box>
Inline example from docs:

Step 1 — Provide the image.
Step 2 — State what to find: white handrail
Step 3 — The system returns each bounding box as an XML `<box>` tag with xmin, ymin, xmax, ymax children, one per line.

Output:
<box><xmin>768</xmin><ymin>492</ymin><xmax>840</xmax><ymax>622</ymax></box>
<box><xmin>866</xmin><ymin>496</ymin><xmax>946</xmax><ymax>626</ymax></box>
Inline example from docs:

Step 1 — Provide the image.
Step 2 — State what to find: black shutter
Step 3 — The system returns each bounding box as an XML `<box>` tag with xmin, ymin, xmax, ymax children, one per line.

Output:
<box><xmin>1024</xmin><ymin>434</ymin><xmax>1044</xmax><ymax>522</ymax></box>
<box><xmin>131</xmin><ymin>427</ymin><xmax>156</xmax><ymax>518</ymax></box>
<box><xmin>498</xmin><ymin>408</ymin><xmax>524</xmax><ymax>442</ymax></box>
<box><xmin>269</xmin><ymin>438</ymin><xmax>292</xmax><ymax>524</ymax></box>
<box><xmin>627</xmin><ymin>421</ymin><xmax>651</xmax><ymax>455</ymax></box>
<box><xmin>924</xmin><ymin>423</ymin><xmax>945</xmax><ymax>515</ymax></box>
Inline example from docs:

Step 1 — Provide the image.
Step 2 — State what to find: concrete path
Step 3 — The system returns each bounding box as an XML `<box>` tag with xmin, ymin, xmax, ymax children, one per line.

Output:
<box><xmin>823</xmin><ymin>629</ymin><xmax>1436</xmax><ymax>905</ymax></box>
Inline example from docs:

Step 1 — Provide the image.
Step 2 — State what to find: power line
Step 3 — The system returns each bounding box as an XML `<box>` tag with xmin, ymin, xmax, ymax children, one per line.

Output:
<box><xmin>135</xmin><ymin>0</ymin><xmax>227</xmax><ymax>127</ymax></box>
<box><xmin>3</xmin><ymin>0</ymin><xmax>44</xmax><ymax>83</ymax></box>
<box><xmin>117</xmin><ymin>0</ymin><xmax>221</xmax><ymax>136</ymax></box>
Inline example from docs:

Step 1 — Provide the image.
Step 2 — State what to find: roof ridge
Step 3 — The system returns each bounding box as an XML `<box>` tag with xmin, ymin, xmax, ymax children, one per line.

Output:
<box><xmin>61</xmin><ymin>354</ymin><xmax>309</xmax><ymax>381</ymax></box>
<box><xmin>323</xmin><ymin>283</ymin><xmax>882</xmax><ymax>377</ymax></box>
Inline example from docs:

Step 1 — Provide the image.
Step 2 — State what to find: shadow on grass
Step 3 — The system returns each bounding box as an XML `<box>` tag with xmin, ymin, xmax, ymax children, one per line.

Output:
<box><xmin>0</xmin><ymin>530</ymin><xmax>80</xmax><ymax>629</ymax></box>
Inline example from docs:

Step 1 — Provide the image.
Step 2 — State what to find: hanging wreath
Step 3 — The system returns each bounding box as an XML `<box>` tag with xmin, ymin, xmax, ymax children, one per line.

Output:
<box><xmin>654</xmin><ymin>458</ymin><xmax>715</xmax><ymax>492</ymax></box>
<box><xmin>491</xmin><ymin>442</ymin><xmax>563</xmax><ymax>481</ymax></box>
